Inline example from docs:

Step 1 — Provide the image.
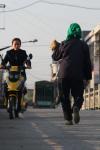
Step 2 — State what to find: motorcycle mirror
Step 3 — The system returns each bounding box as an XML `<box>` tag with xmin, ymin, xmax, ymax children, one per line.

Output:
<box><xmin>29</xmin><ymin>53</ymin><xmax>33</xmax><ymax>59</ymax></box>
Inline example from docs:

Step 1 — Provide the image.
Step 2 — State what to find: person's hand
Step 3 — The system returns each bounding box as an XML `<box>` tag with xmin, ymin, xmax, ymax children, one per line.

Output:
<box><xmin>51</xmin><ymin>73</ymin><xmax>57</xmax><ymax>80</ymax></box>
<box><xmin>50</xmin><ymin>40</ymin><xmax>58</xmax><ymax>51</ymax></box>
<box><xmin>83</xmin><ymin>80</ymin><xmax>90</xmax><ymax>87</ymax></box>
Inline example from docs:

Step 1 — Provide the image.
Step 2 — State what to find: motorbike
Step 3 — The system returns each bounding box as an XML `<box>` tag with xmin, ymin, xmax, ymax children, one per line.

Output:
<box><xmin>0</xmin><ymin>54</ymin><xmax>32</xmax><ymax>119</ymax></box>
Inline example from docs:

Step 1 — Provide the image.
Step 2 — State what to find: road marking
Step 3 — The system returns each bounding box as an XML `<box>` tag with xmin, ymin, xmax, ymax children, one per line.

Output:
<box><xmin>32</xmin><ymin>122</ymin><xmax>64</xmax><ymax>150</ymax></box>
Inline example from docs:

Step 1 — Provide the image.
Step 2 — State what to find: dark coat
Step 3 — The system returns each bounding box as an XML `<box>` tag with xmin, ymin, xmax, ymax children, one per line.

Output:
<box><xmin>2</xmin><ymin>49</ymin><xmax>28</xmax><ymax>78</ymax></box>
<box><xmin>52</xmin><ymin>38</ymin><xmax>92</xmax><ymax>80</ymax></box>
<box><xmin>2</xmin><ymin>49</ymin><xmax>27</xmax><ymax>66</ymax></box>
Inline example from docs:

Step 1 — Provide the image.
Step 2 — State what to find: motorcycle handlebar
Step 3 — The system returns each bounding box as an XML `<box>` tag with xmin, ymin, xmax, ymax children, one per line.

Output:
<box><xmin>0</xmin><ymin>65</ymin><xmax>31</xmax><ymax>70</ymax></box>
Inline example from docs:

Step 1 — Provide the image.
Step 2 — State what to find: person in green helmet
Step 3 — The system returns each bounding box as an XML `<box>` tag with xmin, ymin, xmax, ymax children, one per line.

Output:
<box><xmin>51</xmin><ymin>23</ymin><xmax>92</xmax><ymax>125</ymax></box>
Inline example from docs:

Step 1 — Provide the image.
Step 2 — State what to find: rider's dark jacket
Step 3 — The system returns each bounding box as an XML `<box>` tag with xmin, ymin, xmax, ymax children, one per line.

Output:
<box><xmin>2</xmin><ymin>49</ymin><xmax>27</xmax><ymax>66</ymax></box>
<box><xmin>2</xmin><ymin>49</ymin><xmax>28</xmax><ymax>78</ymax></box>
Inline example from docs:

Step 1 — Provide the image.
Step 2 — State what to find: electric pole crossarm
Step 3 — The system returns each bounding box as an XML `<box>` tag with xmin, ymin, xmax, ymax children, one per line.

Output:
<box><xmin>0</xmin><ymin>4</ymin><xmax>6</xmax><ymax>8</ymax></box>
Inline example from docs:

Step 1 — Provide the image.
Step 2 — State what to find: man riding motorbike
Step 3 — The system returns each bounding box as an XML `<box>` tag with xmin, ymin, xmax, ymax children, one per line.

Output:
<box><xmin>0</xmin><ymin>37</ymin><xmax>31</xmax><ymax>118</ymax></box>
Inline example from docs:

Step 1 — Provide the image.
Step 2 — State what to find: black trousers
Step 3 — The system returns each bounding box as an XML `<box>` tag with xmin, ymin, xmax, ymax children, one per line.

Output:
<box><xmin>17</xmin><ymin>76</ymin><xmax>27</xmax><ymax>112</ymax></box>
<box><xmin>58</xmin><ymin>78</ymin><xmax>84</xmax><ymax>121</ymax></box>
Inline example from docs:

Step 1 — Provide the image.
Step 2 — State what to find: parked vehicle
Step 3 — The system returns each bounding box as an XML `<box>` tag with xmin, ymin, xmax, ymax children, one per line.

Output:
<box><xmin>33</xmin><ymin>80</ymin><xmax>56</xmax><ymax>108</ymax></box>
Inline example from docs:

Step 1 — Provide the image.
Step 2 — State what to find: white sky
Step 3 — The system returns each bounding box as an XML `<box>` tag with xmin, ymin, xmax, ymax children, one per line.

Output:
<box><xmin>0</xmin><ymin>0</ymin><xmax>100</xmax><ymax>88</ymax></box>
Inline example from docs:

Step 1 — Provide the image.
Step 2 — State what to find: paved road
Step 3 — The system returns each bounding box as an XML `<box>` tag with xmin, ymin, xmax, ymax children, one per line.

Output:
<box><xmin>0</xmin><ymin>106</ymin><xmax>100</xmax><ymax>150</ymax></box>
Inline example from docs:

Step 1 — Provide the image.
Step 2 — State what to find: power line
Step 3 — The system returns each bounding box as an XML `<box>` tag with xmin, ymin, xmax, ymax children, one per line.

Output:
<box><xmin>0</xmin><ymin>0</ymin><xmax>100</xmax><ymax>13</ymax></box>
<box><xmin>23</xmin><ymin>9</ymin><xmax>59</xmax><ymax>38</ymax></box>
<box><xmin>42</xmin><ymin>0</ymin><xmax>100</xmax><ymax>10</ymax></box>
<box><xmin>0</xmin><ymin>0</ymin><xmax>41</xmax><ymax>13</ymax></box>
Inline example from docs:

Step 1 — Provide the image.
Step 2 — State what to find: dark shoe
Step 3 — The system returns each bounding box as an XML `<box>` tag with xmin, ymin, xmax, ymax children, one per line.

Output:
<box><xmin>7</xmin><ymin>108</ymin><xmax>10</xmax><ymax>113</ymax></box>
<box><xmin>63</xmin><ymin>111</ymin><xmax>72</xmax><ymax>121</ymax></box>
<box><xmin>14</xmin><ymin>110</ymin><xmax>19</xmax><ymax>118</ymax></box>
<box><xmin>9</xmin><ymin>113</ymin><xmax>14</xmax><ymax>119</ymax></box>
<box><xmin>73</xmin><ymin>106</ymin><xmax>80</xmax><ymax>124</ymax></box>
<box><xmin>65</xmin><ymin>120</ymin><xmax>73</xmax><ymax>125</ymax></box>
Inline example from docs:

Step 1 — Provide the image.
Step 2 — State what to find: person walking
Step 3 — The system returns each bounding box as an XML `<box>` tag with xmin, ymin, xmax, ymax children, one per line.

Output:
<box><xmin>50</xmin><ymin>23</ymin><xmax>92</xmax><ymax>125</ymax></box>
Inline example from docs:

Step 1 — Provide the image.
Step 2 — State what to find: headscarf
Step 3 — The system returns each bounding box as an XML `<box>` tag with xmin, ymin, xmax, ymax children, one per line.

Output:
<box><xmin>66</xmin><ymin>23</ymin><xmax>82</xmax><ymax>40</ymax></box>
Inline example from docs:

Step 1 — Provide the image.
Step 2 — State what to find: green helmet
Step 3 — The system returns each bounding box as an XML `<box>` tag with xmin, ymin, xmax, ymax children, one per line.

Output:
<box><xmin>67</xmin><ymin>23</ymin><xmax>82</xmax><ymax>40</ymax></box>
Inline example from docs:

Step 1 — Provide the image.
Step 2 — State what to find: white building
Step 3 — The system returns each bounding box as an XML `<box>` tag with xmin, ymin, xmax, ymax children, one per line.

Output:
<box><xmin>85</xmin><ymin>24</ymin><xmax>100</xmax><ymax>88</ymax></box>
<box><xmin>83</xmin><ymin>25</ymin><xmax>100</xmax><ymax>109</ymax></box>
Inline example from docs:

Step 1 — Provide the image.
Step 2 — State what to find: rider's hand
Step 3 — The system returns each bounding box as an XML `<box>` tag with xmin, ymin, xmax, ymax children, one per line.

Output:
<box><xmin>26</xmin><ymin>65</ymin><xmax>31</xmax><ymax>69</ymax></box>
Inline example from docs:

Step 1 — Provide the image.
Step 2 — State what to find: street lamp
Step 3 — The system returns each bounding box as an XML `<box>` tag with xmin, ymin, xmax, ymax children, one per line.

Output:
<box><xmin>22</xmin><ymin>39</ymin><xmax>38</xmax><ymax>44</ymax></box>
<box><xmin>0</xmin><ymin>39</ymin><xmax>38</xmax><ymax>51</ymax></box>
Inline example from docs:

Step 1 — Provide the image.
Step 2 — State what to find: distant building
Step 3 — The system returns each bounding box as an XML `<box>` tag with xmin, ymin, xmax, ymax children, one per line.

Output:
<box><xmin>82</xmin><ymin>31</ymin><xmax>90</xmax><ymax>40</ymax></box>
<box><xmin>82</xmin><ymin>25</ymin><xmax>100</xmax><ymax>110</ymax></box>
<box><xmin>84</xmin><ymin>25</ymin><xmax>100</xmax><ymax>88</ymax></box>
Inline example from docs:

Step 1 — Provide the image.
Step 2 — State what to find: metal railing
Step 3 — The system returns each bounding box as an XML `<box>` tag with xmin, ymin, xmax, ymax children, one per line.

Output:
<box><xmin>83</xmin><ymin>84</ymin><xmax>100</xmax><ymax>110</ymax></box>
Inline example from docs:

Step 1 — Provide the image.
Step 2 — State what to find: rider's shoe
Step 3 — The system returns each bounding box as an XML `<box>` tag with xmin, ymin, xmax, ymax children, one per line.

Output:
<box><xmin>15</xmin><ymin>110</ymin><xmax>19</xmax><ymax>118</ymax></box>
<box><xmin>9</xmin><ymin>113</ymin><xmax>14</xmax><ymax>119</ymax></box>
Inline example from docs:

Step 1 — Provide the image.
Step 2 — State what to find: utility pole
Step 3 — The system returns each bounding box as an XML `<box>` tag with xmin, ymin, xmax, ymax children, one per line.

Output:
<box><xmin>0</xmin><ymin>4</ymin><xmax>5</xmax><ymax>104</ymax></box>
<box><xmin>0</xmin><ymin>4</ymin><xmax>6</xmax><ymax>30</ymax></box>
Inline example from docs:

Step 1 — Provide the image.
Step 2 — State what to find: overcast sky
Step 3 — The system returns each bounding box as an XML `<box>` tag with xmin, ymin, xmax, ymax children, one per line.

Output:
<box><xmin>0</xmin><ymin>0</ymin><xmax>100</xmax><ymax>88</ymax></box>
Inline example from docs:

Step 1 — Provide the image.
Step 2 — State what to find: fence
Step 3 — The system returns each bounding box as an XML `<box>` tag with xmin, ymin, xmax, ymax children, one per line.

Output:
<box><xmin>83</xmin><ymin>84</ymin><xmax>100</xmax><ymax>110</ymax></box>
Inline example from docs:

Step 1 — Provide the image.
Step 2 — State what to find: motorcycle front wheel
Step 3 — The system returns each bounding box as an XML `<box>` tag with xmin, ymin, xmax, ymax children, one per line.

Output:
<box><xmin>8</xmin><ymin>96</ymin><xmax>18</xmax><ymax>119</ymax></box>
